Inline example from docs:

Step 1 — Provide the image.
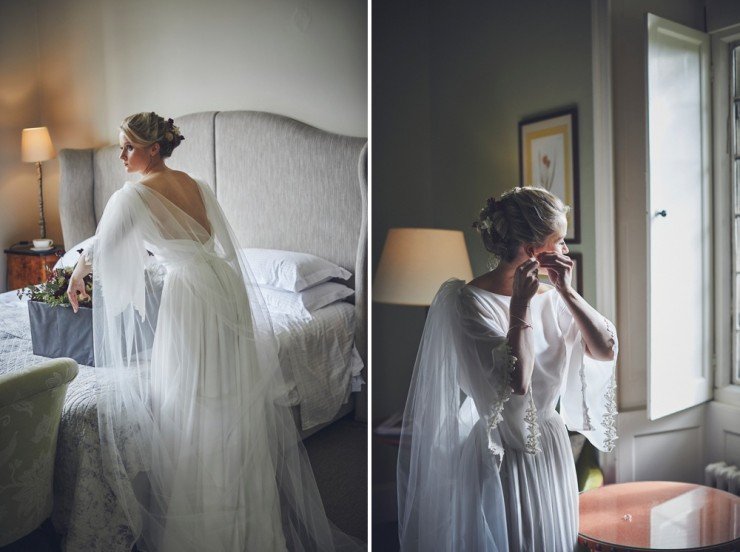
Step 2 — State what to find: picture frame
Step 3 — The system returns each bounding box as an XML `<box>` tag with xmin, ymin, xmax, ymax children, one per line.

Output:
<box><xmin>537</xmin><ymin>251</ymin><xmax>583</xmax><ymax>295</ymax></box>
<box><xmin>568</xmin><ymin>252</ymin><xmax>582</xmax><ymax>295</ymax></box>
<box><xmin>519</xmin><ymin>107</ymin><xmax>580</xmax><ymax>243</ymax></box>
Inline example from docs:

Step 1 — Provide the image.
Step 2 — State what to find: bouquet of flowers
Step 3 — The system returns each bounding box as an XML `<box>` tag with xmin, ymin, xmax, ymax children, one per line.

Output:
<box><xmin>18</xmin><ymin>265</ymin><xmax>92</xmax><ymax>308</ymax></box>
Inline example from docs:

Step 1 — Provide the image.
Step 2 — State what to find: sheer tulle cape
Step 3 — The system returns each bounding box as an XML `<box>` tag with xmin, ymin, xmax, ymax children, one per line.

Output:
<box><xmin>397</xmin><ymin>279</ymin><xmax>618</xmax><ymax>552</ymax></box>
<box><xmin>396</xmin><ymin>280</ymin><xmax>509</xmax><ymax>552</ymax></box>
<box><xmin>87</xmin><ymin>179</ymin><xmax>354</xmax><ymax>551</ymax></box>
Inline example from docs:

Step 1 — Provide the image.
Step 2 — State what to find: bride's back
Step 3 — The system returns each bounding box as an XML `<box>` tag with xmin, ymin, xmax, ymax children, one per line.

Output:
<box><xmin>139</xmin><ymin>170</ymin><xmax>212</xmax><ymax>236</ymax></box>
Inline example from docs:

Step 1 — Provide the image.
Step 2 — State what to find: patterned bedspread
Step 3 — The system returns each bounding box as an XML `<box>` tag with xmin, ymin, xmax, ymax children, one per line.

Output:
<box><xmin>0</xmin><ymin>292</ymin><xmax>136</xmax><ymax>550</ymax></box>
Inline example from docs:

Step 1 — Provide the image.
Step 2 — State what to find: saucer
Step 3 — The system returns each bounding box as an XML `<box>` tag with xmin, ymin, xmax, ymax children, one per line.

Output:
<box><xmin>30</xmin><ymin>246</ymin><xmax>54</xmax><ymax>252</ymax></box>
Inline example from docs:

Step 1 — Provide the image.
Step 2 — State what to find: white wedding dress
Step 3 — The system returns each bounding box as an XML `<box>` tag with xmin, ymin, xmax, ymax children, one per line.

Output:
<box><xmin>87</xmin><ymin>179</ymin><xmax>348</xmax><ymax>551</ymax></box>
<box><xmin>397</xmin><ymin>279</ymin><xmax>618</xmax><ymax>552</ymax></box>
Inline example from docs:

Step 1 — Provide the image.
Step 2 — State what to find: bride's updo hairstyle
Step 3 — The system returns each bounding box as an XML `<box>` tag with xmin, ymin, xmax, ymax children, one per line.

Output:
<box><xmin>120</xmin><ymin>112</ymin><xmax>185</xmax><ymax>158</ymax></box>
<box><xmin>473</xmin><ymin>186</ymin><xmax>569</xmax><ymax>263</ymax></box>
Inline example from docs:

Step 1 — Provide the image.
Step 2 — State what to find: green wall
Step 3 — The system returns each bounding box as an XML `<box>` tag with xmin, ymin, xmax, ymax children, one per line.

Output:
<box><xmin>427</xmin><ymin>1</ymin><xmax>595</xmax><ymax>298</ymax></box>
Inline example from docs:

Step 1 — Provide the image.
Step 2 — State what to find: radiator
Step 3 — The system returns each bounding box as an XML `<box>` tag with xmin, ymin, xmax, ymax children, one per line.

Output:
<box><xmin>705</xmin><ymin>461</ymin><xmax>740</xmax><ymax>495</ymax></box>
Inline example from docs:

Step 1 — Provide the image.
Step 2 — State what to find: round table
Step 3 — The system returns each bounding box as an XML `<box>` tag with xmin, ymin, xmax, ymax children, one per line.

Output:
<box><xmin>578</xmin><ymin>481</ymin><xmax>740</xmax><ymax>551</ymax></box>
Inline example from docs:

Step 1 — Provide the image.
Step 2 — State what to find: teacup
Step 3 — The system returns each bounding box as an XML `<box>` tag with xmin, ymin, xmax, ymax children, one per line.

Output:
<box><xmin>33</xmin><ymin>238</ymin><xmax>54</xmax><ymax>249</ymax></box>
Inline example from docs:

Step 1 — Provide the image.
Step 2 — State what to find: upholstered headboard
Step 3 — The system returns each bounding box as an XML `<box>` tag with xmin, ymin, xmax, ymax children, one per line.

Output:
<box><xmin>58</xmin><ymin>111</ymin><xmax>368</xmax><ymax>420</ymax></box>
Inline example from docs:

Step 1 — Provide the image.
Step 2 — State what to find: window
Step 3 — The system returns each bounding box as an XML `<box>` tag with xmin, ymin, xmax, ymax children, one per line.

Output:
<box><xmin>732</xmin><ymin>43</ymin><xmax>740</xmax><ymax>386</ymax></box>
<box><xmin>711</xmin><ymin>25</ymin><xmax>740</xmax><ymax>405</ymax></box>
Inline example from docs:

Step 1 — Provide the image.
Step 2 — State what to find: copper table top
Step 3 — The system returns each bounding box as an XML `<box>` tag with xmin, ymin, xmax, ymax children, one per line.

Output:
<box><xmin>579</xmin><ymin>481</ymin><xmax>740</xmax><ymax>551</ymax></box>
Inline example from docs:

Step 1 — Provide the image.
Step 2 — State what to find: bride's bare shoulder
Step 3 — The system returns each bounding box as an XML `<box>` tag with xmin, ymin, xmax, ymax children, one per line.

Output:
<box><xmin>140</xmin><ymin>170</ymin><xmax>197</xmax><ymax>191</ymax></box>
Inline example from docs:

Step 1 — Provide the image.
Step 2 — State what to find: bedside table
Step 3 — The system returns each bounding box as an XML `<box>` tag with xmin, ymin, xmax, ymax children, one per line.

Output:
<box><xmin>4</xmin><ymin>244</ymin><xmax>64</xmax><ymax>290</ymax></box>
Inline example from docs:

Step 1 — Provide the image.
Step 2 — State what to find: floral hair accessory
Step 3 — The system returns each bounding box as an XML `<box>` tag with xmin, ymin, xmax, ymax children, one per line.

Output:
<box><xmin>164</xmin><ymin>118</ymin><xmax>184</xmax><ymax>143</ymax></box>
<box><xmin>164</xmin><ymin>119</ymin><xmax>185</xmax><ymax>143</ymax></box>
<box><xmin>472</xmin><ymin>196</ymin><xmax>501</xmax><ymax>233</ymax></box>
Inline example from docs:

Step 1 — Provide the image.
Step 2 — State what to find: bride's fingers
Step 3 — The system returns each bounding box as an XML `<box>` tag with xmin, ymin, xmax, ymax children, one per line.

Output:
<box><xmin>537</xmin><ymin>254</ymin><xmax>572</xmax><ymax>266</ymax></box>
<box><xmin>544</xmin><ymin>259</ymin><xmax>571</xmax><ymax>270</ymax></box>
<box><xmin>517</xmin><ymin>258</ymin><xmax>538</xmax><ymax>272</ymax></box>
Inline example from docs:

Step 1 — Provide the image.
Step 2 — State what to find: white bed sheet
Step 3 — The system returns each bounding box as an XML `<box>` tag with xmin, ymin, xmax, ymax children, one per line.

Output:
<box><xmin>271</xmin><ymin>300</ymin><xmax>364</xmax><ymax>429</ymax></box>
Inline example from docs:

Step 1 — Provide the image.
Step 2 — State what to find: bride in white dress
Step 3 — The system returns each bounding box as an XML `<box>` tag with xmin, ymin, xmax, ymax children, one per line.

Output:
<box><xmin>67</xmin><ymin>112</ymin><xmax>349</xmax><ymax>551</ymax></box>
<box><xmin>397</xmin><ymin>187</ymin><xmax>618</xmax><ymax>551</ymax></box>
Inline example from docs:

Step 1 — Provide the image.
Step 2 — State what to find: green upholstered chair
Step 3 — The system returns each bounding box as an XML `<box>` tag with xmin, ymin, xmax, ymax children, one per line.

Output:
<box><xmin>0</xmin><ymin>358</ymin><xmax>78</xmax><ymax>547</ymax></box>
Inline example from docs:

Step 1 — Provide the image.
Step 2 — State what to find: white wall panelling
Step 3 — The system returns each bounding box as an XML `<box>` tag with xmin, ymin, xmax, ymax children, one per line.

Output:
<box><xmin>707</xmin><ymin>401</ymin><xmax>740</xmax><ymax>467</ymax></box>
<box><xmin>616</xmin><ymin>406</ymin><xmax>707</xmax><ymax>484</ymax></box>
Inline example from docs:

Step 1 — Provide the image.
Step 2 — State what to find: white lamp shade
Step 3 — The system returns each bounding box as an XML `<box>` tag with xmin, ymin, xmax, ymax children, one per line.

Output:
<box><xmin>22</xmin><ymin>127</ymin><xmax>56</xmax><ymax>162</ymax></box>
<box><xmin>373</xmin><ymin>228</ymin><xmax>474</xmax><ymax>306</ymax></box>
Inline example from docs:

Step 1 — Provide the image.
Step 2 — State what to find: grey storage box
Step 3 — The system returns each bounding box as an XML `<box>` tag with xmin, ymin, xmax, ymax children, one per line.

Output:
<box><xmin>28</xmin><ymin>301</ymin><xmax>94</xmax><ymax>366</ymax></box>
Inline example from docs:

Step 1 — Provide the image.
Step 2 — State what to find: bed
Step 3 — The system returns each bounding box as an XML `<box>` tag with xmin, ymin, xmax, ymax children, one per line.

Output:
<box><xmin>0</xmin><ymin>111</ymin><xmax>367</xmax><ymax>550</ymax></box>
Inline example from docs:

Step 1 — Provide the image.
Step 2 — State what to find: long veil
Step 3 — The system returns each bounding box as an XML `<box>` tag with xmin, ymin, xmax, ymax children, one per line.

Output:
<box><xmin>88</xmin><ymin>178</ymin><xmax>356</xmax><ymax>551</ymax></box>
<box><xmin>396</xmin><ymin>280</ymin><xmax>508</xmax><ymax>552</ymax></box>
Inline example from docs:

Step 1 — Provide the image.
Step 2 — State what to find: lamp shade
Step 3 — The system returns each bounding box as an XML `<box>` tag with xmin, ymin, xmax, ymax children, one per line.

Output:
<box><xmin>21</xmin><ymin>127</ymin><xmax>56</xmax><ymax>162</ymax></box>
<box><xmin>373</xmin><ymin>228</ymin><xmax>474</xmax><ymax>306</ymax></box>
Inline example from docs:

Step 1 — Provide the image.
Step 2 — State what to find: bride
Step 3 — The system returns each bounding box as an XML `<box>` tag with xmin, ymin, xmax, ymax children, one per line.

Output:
<box><xmin>397</xmin><ymin>187</ymin><xmax>618</xmax><ymax>551</ymax></box>
<box><xmin>67</xmin><ymin>112</ymin><xmax>346</xmax><ymax>551</ymax></box>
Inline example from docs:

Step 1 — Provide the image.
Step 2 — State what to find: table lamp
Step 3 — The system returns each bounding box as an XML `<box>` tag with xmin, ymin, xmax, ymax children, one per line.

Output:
<box><xmin>372</xmin><ymin>228</ymin><xmax>474</xmax><ymax>443</ymax></box>
<box><xmin>373</xmin><ymin>228</ymin><xmax>474</xmax><ymax>306</ymax></box>
<box><xmin>21</xmin><ymin>127</ymin><xmax>56</xmax><ymax>240</ymax></box>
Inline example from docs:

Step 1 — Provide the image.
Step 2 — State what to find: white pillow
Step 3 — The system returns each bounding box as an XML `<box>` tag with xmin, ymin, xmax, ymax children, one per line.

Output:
<box><xmin>260</xmin><ymin>282</ymin><xmax>354</xmax><ymax>318</ymax></box>
<box><xmin>53</xmin><ymin>237</ymin><xmax>96</xmax><ymax>270</ymax></box>
<box><xmin>243</xmin><ymin>248</ymin><xmax>352</xmax><ymax>292</ymax></box>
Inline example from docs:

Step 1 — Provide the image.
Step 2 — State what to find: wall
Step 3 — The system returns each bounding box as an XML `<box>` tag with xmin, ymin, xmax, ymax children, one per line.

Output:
<box><xmin>371</xmin><ymin>0</ymin><xmax>434</xmax><ymax>523</ymax></box>
<box><xmin>706</xmin><ymin>0</ymin><xmax>740</xmax><ymax>31</ymax></box>
<box><xmin>0</xmin><ymin>0</ymin><xmax>367</xmax><ymax>291</ymax></box>
<box><xmin>372</xmin><ymin>0</ymin><xmax>597</xmax><ymax>523</ymax></box>
<box><xmin>0</xmin><ymin>2</ymin><xmax>46</xmax><ymax>291</ymax></box>
<box><xmin>427</xmin><ymin>1</ymin><xmax>595</xmax><ymax>292</ymax></box>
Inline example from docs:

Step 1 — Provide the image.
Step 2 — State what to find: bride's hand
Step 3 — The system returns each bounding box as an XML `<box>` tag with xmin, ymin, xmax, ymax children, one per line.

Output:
<box><xmin>67</xmin><ymin>265</ymin><xmax>90</xmax><ymax>314</ymax></box>
<box><xmin>512</xmin><ymin>257</ymin><xmax>540</xmax><ymax>305</ymax></box>
<box><xmin>536</xmin><ymin>252</ymin><xmax>573</xmax><ymax>292</ymax></box>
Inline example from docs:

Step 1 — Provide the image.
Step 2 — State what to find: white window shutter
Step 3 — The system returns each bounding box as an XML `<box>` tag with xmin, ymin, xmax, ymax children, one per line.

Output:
<box><xmin>647</xmin><ymin>13</ymin><xmax>713</xmax><ymax>420</ymax></box>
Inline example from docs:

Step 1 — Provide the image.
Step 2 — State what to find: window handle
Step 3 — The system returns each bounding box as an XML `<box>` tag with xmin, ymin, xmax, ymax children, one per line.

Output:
<box><xmin>656</xmin><ymin>209</ymin><xmax>667</xmax><ymax>217</ymax></box>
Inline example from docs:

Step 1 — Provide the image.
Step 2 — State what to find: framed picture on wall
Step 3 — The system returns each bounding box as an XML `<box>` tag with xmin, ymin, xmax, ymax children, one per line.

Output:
<box><xmin>519</xmin><ymin>107</ymin><xmax>580</xmax><ymax>244</ymax></box>
<box><xmin>568</xmin><ymin>252</ymin><xmax>582</xmax><ymax>294</ymax></box>
<box><xmin>537</xmin><ymin>251</ymin><xmax>582</xmax><ymax>295</ymax></box>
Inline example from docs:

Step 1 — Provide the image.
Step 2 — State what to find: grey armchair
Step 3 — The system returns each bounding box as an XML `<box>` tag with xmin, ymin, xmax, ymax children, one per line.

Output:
<box><xmin>0</xmin><ymin>358</ymin><xmax>78</xmax><ymax>547</ymax></box>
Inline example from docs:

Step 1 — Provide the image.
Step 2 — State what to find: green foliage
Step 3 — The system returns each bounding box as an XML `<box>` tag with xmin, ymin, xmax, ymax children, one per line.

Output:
<box><xmin>17</xmin><ymin>266</ymin><xmax>93</xmax><ymax>308</ymax></box>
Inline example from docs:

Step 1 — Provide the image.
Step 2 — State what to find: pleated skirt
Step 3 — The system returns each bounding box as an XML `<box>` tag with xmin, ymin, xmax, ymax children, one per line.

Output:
<box><xmin>499</xmin><ymin>415</ymin><xmax>579</xmax><ymax>552</ymax></box>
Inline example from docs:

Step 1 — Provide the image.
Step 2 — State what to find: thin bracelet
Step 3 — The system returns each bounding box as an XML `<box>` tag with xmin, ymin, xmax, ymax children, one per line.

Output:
<box><xmin>508</xmin><ymin>322</ymin><xmax>533</xmax><ymax>332</ymax></box>
<box><xmin>510</xmin><ymin>314</ymin><xmax>532</xmax><ymax>327</ymax></box>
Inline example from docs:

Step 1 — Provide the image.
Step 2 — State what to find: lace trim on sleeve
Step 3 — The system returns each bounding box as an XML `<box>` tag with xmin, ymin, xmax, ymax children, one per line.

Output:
<box><xmin>485</xmin><ymin>341</ymin><xmax>516</xmax><ymax>458</ymax></box>
<box><xmin>579</xmin><ymin>362</ymin><xmax>595</xmax><ymax>431</ymax></box>
<box><xmin>601</xmin><ymin>316</ymin><xmax>618</xmax><ymax>450</ymax></box>
<box><xmin>602</xmin><ymin>374</ymin><xmax>618</xmax><ymax>451</ymax></box>
<box><xmin>524</xmin><ymin>387</ymin><xmax>541</xmax><ymax>454</ymax></box>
